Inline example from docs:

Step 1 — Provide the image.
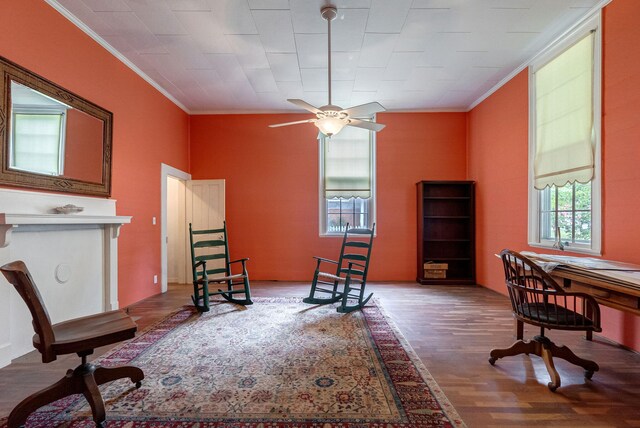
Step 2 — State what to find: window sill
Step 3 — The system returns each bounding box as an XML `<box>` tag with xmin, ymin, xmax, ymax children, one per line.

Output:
<box><xmin>528</xmin><ymin>242</ymin><xmax>602</xmax><ymax>256</ymax></box>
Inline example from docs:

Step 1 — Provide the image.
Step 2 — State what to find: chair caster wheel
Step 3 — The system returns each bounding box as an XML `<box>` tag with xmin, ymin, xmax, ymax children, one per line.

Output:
<box><xmin>547</xmin><ymin>382</ymin><xmax>558</xmax><ymax>392</ymax></box>
<box><xmin>488</xmin><ymin>357</ymin><xmax>496</xmax><ymax>365</ymax></box>
<box><xmin>584</xmin><ymin>370</ymin><xmax>594</xmax><ymax>380</ymax></box>
<box><xmin>135</xmin><ymin>381</ymin><xmax>142</xmax><ymax>389</ymax></box>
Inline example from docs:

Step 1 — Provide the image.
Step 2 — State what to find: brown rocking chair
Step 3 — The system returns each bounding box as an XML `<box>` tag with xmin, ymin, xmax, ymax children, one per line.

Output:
<box><xmin>1</xmin><ymin>261</ymin><xmax>144</xmax><ymax>427</ymax></box>
<box><xmin>489</xmin><ymin>249</ymin><xmax>602</xmax><ymax>391</ymax></box>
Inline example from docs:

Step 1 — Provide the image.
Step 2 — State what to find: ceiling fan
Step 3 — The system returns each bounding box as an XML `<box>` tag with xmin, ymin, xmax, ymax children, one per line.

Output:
<box><xmin>269</xmin><ymin>6</ymin><xmax>386</xmax><ymax>137</ymax></box>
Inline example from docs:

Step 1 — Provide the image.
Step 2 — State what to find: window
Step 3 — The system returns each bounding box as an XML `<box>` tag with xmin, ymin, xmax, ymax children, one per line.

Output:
<box><xmin>319</xmin><ymin>124</ymin><xmax>375</xmax><ymax>235</ymax></box>
<box><xmin>528</xmin><ymin>12</ymin><xmax>601</xmax><ymax>254</ymax></box>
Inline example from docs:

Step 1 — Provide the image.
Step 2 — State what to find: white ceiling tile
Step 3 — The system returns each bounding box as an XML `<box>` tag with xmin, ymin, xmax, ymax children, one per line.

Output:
<box><xmin>226</xmin><ymin>35</ymin><xmax>270</xmax><ymax>68</ymax></box>
<box><xmin>189</xmin><ymin>68</ymin><xmax>223</xmax><ymax>91</ymax></box>
<box><xmin>375</xmin><ymin>80</ymin><xmax>405</xmax><ymax>99</ymax></box>
<box><xmin>404</xmin><ymin>66</ymin><xmax>454</xmax><ymax>91</ymax></box>
<box><xmin>97</xmin><ymin>11</ymin><xmax>167</xmax><ymax>53</ymax></box>
<box><xmin>276</xmin><ymin>81</ymin><xmax>305</xmax><ymax>99</ymax></box>
<box><xmin>128</xmin><ymin>1</ymin><xmax>186</xmax><ymax>35</ymax></box>
<box><xmin>267</xmin><ymin>53</ymin><xmax>301</xmax><ymax>82</ymax></box>
<box><xmin>252</xmin><ymin>10</ymin><xmax>296</xmax><ymax>53</ymax></box>
<box><xmin>248</xmin><ymin>0</ymin><xmax>289</xmax><ymax>9</ymax></box>
<box><xmin>330</xmin><ymin>80</ymin><xmax>354</xmax><ymax>103</ymax></box>
<box><xmin>174</xmin><ymin>11</ymin><xmax>233</xmax><ymax>54</ymax></box>
<box><xmin>245</xmin><ymin>68</ymin><xmax>279</xmax><ymax>92</ymax></box>
<box><xmin>83</xmin><ymin>0</ymin><xmax>130</xmax><ymax>12</ymax></box>
<box><xmin>300</xmin><ymin>68</ymin><xmax>327</xmax><ymax>92</ymax></box>
<box><xmin>205</xmin><ymin>53</ymin><xmax>248</xmax><ymax>83</ymax></box>
<box><xmin>167</xmin><ymin>0</ymin><xmax>211</xmax><ymax>12</ymax></box>
<box><xmin>365</xmin><ymin>0</ymin><xmax>412</xmax><ymax>33</ymax></box>
<box><xmin>354</xmin><ymin>67</ymin><xmax>385</xmax><ymax>91</ymax></box>
<box><xmin>348</xmin><ymin>91</ymin><xmax>379</xmax><ymax>107</ymax></box>
<box><xmin>155</xmin><ymin>35</ymin><xmax>212</xmax><ymax>69</ymax></box>
<box><xmin>298</xmin><ymin>92</ymin><xmax>327</xmax><ymax>107</ymax></box>
<box><xmin>383</xmin><ymin>52</ymin><xmax>421</xmax><ymax>80</ymax></box>
<box><xmin>331</xmin><ymin>9</ymin><xmax>368</xmax><ymax>52</ymax></box>
<box><xmin>331</xmin><ymin>52</ymin><xmax>359</xmax><ymax>80</ymax></box>
<box><xmin>358</xmin><ymin>33</ymin><xmax>397</xmax><ymax>68</ymax></box>
<box><xmin>295</xmin><ymin>34</ymin><xmax>327</xmax><ymax>68</ymax></box>
<box><xmin>210</xmin><ymin>0</ymin><xmax>258</xmax><ymax>35</ymax></box>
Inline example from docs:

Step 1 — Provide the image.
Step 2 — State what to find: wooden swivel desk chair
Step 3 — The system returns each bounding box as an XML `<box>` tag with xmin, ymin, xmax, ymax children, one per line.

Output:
<box><xmin>489</xmin><ymin>249</ymin><xmax>602</xmax><ymax>391</ymax></box>
<box><xmin>1</xmin><ymin>261</ymin><xmax>144</xmax><ymax>428</ymax></box>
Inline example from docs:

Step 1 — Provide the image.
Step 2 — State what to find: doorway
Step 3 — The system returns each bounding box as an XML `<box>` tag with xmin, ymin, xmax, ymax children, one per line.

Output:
<box><xmin>160</xmin><ymin>164</ymin><xmax>191</xmax><ymax>292</ymax></box>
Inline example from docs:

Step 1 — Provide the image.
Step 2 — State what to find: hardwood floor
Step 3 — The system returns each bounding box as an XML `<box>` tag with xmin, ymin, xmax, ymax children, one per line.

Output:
<box><xmin>1</xmin><ymin>281</ymin><xmax>639</xmax><ymax>427</ymax></box>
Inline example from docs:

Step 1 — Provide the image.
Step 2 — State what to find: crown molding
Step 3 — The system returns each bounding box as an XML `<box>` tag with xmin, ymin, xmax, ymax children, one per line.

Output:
<box><xmin>466</xmin><ymin>0</ymin><xmax>612</xmax><ymax>112</ymax></box>
<box><xmin>44</xmin><ymin>0</ymin><xmax>190</xmax><ymax>114</ymax></box>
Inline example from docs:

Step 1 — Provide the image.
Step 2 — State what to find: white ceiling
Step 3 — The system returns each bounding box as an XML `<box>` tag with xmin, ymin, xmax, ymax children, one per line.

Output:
<box><xmin>50</xmin><ymin>0</ymin><xmax>603</xmax><ymax>113</ymax></box>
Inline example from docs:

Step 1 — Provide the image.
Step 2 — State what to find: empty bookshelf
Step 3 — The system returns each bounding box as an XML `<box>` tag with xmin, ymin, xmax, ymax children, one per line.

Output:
<box><xmin>417</xmin><ymin>181</ymin><xmax>476</xmax><ymax>285</ymax></box>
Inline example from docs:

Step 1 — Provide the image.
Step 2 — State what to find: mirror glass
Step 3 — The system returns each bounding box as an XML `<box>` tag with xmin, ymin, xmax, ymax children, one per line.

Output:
<box><xmin>1</xmin><ymin>56</ymin><xmax>112</xmax><ymax>197</ymax></box>
<box><xmin>10</xmin><ymin>81</ymin><xmax>104</xmax><ymax>184</ymax></box>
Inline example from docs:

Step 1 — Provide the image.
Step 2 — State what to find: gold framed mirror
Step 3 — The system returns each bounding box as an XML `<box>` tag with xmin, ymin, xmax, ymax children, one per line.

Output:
<box><xmin>0</xmin><ymin>56</ymin><xmax>112</xmax><ymax>197</ymax></box>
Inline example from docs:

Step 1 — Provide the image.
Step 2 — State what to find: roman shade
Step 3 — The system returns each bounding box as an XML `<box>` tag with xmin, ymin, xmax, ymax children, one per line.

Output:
<box><xmin>533</xmin><ymin>32</ymin><xmax>595</xmax><ymax>190</ymax></box>
<box><xmin>324</xmin><ymin>125</ymin><xmax>371</xmax><ymax>199</ymax></box>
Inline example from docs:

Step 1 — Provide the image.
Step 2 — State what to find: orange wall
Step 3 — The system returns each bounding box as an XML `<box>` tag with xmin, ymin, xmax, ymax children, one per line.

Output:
<box><xmin>0</xmin><ymin>0</ymin><xmax>190</xmax><ymax>306</ymax></box>
<box><xmin>190</xmin><ymin>112</ymin><xmax>467</xmax><ymax>280</ymax></box>
<box><xmin>468</xmin><ymin>0</ymin><xmax>640</xmax><ymax>350</ymax></box>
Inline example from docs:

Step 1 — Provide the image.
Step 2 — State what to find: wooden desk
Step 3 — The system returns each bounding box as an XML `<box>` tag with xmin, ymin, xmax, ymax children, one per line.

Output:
<box><xmin>516</xmin><ymin>253</ymin><xmax>640</xmax><ymax>340</ymax></box>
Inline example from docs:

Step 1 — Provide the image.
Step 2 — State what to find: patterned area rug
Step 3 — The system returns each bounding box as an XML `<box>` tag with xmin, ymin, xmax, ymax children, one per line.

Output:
<box><xmin>2</xmin><ymin>298</ymin><xmax>465</xmax><ymax>427</ymax></box>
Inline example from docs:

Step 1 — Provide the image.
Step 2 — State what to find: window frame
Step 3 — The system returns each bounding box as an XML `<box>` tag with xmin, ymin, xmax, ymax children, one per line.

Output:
<box><xmin>527</xmin><ymin>12</ymin><xmax>602</xmax><ymax>255</ymax></box>
<box><xmin>319</xmin><ymin>124</ymin><xmax>377</xmax><ymax>237</ymax></box>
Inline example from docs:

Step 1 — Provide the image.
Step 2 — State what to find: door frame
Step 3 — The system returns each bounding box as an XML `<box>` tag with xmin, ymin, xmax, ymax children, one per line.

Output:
<box><xmin>160</xmin><ymin>163</ymin><xmax>191</xmax><ymax>293</ymax></box>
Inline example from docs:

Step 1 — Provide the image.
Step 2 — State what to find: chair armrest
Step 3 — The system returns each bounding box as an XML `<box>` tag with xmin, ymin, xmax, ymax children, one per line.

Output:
<box><xmin>229</xmin><ymin>258</ymin><xmax>249</xmax><ymax>264</ymax></box>
<box><xmin>347</xmin><ymin>261</ymin><xmax>365</xmax><ymax>269</ymax></box>
<box><xmin>313</xmin><ymin>256</ymin><xmax>338</xmax><ymax>265</ymax></box>
<box><xmin>194</xmin><ymin>260</ymin><xmax>206</xmax><ymax>269</ymax></box>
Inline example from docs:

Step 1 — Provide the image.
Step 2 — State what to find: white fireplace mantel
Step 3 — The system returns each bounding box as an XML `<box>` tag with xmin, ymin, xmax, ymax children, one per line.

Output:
<box><xmin>0</xmin><ymin>213</ymin><xmax>131</xmax><ymax>247</ymax></box>
<box><xmin>0</xmin><ymin>188</ymin><xmax>132</xmax><ymax>368</ymax></box>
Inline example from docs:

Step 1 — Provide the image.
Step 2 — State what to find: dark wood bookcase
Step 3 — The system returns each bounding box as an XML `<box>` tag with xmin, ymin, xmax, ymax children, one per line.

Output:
<box><xmin>417</xmin><ymin>181</ymin><xmax>476</xmax><ymax>285</ymax></box>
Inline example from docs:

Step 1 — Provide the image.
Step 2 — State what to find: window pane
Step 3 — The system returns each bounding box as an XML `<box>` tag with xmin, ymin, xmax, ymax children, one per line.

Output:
<box><xmin>557</xmin><ymin>184</ymin><xmax>572</xmax><ymax>211</ymax></box>
<box><xmin>575</xmin><ymin>182</ymin><xmax>591</xmax><ymax>210</ymax></box>
<box><xmin>558</xmin><ymin>211</ymin><xmax>573</xmax><ymax>243</ymax></box>
<box><xmin>326</xmin><ymin>197</ymin><xmax>369</xmax><ymax>232</ymax></box>
<box><xmin>540</xmin><ymin>211</ymin><xmax>556</xmax><ymax>240</ymax></box>
<box><xmin>574</xmin><ymin>211</ymin><xmax>592</xmax><ymax>243</ymax></box>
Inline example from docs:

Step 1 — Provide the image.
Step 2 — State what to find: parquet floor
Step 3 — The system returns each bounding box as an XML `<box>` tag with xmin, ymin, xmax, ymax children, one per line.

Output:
<box><xmin>1</xmin><ymin>281</ymin><xmax>639</xmax><ymax>427</ymax></box>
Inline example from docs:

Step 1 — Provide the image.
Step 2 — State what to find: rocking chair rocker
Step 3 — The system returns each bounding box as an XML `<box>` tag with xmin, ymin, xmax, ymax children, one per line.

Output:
<box><xmin>189</xmin><ymin>222</ymin><xmax>252</xmax><ymax>312</ymax></box>
<box><xmin>303</xmin><ymin>223</ymin><xmax>375</xmax><ymax>313</ymax></box>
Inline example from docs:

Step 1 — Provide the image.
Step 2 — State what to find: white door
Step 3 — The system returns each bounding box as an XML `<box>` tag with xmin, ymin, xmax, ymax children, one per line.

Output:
<box><xmin>167</xmin><ymin>176</ymin><xmax>186</xmax><ymax>283</ymax></box>
<box><xmin>186</xmin><ymin>179</ymin><xmax>225</xmax><ymax>284</ymax></box>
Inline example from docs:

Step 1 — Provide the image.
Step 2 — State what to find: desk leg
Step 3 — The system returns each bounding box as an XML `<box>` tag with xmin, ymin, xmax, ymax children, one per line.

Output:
<box><xmin>585</xmin><ymin>304</ymin><xmax>593</xmax><ymax>341</ymax></box>
<box><xmin>516</xmin><ymin>320</ymin><xmax>523</xmax><ymax>340</ymax></box>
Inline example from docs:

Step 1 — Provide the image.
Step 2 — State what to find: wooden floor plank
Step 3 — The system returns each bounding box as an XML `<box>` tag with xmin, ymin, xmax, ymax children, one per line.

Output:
<box><xmin>0</xmin><ymin>281</ymin><xmax>638</xmax><ymax>427</ymax></box>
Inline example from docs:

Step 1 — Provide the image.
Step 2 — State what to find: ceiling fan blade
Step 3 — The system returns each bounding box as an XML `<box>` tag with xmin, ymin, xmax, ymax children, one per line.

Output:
<box><xmin>342</xmin><ymin>102</ymin><xmax>386</xmax><ymax>118</ymax></box>
<box><xmin>268</xmin><ymin>119</ymin><xmax>316</xmax><ymax>128</ymax></box>
<box><xmin>347</xmin><ymin>119</ymin><xmax>386</xmax><ymax>132</ymax></box>
<box><xmin>287</xmin><ymin>99</ymin><xmax>322</xmax><ymax>114</ymax></box>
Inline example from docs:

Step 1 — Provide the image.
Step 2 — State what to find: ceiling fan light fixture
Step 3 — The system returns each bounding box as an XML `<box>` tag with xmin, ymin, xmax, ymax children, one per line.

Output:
<box><xmin>315</xmin><ymin>116</ymin><xmax>347</xmax><ymax>137</ymax></box>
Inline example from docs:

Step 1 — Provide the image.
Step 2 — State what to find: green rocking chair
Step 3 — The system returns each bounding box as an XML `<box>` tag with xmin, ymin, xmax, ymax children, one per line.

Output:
<box><xmin>303</xmin><ymin>223</ymin><xmax>375</xmax><ymax>313</ymax></box>
<box><xmin>189</xmin><ymin>222</ymin><xmax>253</xmax><ymax>312</ymax></box>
